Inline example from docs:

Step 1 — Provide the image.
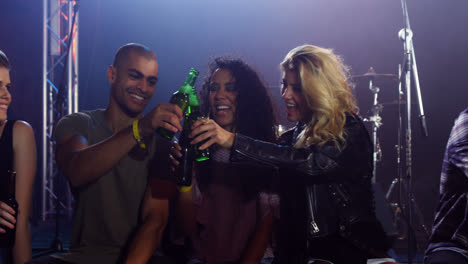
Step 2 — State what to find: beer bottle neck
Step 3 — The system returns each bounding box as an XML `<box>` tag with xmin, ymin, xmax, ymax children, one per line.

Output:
<box><xmin>179</xmin><ymin>69</ymin><xmax>199</xmax><ymax>94</ymax></box>
<box><xmin>8</xmin><ymin>171</ymin><xmax>16</xmax><ymax>197</ymax></box>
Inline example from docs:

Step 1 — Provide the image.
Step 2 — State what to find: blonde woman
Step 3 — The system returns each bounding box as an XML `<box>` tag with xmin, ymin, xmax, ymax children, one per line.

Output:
<box><xmin>189</xmin><ymin>45</ymin><xmax>391</xmax><ymax>264</ymax></box>
<box><xmin>0</xmin><ymin>50</ymin><xmax>36</xmax><ymax>264</ymax></box>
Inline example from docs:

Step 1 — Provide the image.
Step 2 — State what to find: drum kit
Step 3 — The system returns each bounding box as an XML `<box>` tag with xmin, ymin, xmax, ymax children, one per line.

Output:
<box><xmin>353</xmin><ymin>67</ymin><xmax>398</xmax><ymax>184</ymax></box>
<box><xmin>352</xmin><ymin>67</ymin><xmax>430</xmax><ymax>246</ymax></box>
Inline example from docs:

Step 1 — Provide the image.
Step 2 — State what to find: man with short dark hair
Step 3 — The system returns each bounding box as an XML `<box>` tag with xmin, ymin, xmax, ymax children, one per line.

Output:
<box><xmin>28</xmin><ymin>43</ymin><xmax>182</xmax><ymax>264</ymax></box>
<box><xmin>425</xmin><ymin>108</ymin><xmax>468</xmax><ymax>264</ymax></box>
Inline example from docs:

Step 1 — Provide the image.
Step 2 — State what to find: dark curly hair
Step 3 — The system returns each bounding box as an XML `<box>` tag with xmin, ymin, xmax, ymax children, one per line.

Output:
<box><xmin>197</xmin><ymin>57</ymin><xmax>278</xmax><ymax>200</ymax></box>
<box><xmin>199</xmin><ymin>56</ymin><xmax>277</xmax><ymax>142</ymax></box>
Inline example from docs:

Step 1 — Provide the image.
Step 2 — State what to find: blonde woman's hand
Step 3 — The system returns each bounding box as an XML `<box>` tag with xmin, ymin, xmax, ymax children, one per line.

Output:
<box><xmin>189</xmin><ymin>119</ymin><xmax>234</xmax><ymax>150</ymax></box>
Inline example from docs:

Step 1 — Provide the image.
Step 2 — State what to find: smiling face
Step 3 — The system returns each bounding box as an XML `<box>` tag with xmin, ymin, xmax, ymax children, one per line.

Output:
<box><xmin>281</xmin><ymin>70</ymin><xmax>308</xmax><ymax>123</ymax></box>
<box><xmin>108</xmin><ymin>51</ymin><xmax>158</xmax><ymax>117</ymax></box>
<box><xmin>208</xmin><ymin>68</ymin><xmax>238</xmax><ymax>132</ymax></box>
<box><xmin>0</xmin><ymin>67</ymin><xmax>12</xmax><ymax>122</ymax></box>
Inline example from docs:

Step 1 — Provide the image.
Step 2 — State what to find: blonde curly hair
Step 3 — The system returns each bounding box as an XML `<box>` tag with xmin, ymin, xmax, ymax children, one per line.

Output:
<box><xmin>280</xmin><ymin>45</ymin><xmax>357</xmax><ymax>149</ymax></box>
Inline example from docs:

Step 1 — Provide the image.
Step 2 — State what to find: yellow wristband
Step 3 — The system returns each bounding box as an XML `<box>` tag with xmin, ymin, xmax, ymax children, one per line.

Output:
<box><xmin>132</xmin><ymin>120</ymin><xmax>146</xmax><ymax>149</ymax></box>
<box><xmin>178</xmin><ymin>185</ymin><xmax>192</xmax><ymax>193</ymax></box>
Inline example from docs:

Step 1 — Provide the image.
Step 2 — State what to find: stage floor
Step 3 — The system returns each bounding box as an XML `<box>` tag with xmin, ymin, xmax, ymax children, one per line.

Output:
<box><xmin>29</xmin><ymin>217</ymin><xmax>425</xmax><ymax>263</ymax></box>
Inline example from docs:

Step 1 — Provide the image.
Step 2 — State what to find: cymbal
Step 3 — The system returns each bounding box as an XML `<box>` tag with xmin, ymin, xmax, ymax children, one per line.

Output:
<box><xmin>352</xmin><ymin>67</ymin><xmax>397</xmax><ymax>80</ymax></box>
<box><xmin>353</xmin><ymin>73</ymin><xmax>397</xmax><ymax>79</ymax></box>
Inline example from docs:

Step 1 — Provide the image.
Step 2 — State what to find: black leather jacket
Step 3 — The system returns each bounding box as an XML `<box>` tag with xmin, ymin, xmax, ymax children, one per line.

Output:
<box><xmin>230</xmin><ymin>114</ymin><xmax>389</xmax><ymax>262</ymax></box>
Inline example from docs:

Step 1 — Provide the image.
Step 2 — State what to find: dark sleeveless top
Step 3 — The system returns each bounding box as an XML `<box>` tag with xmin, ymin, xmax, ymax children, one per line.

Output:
<box><xmin>0</xmin><ymin>121</ymin><xmax>17</xmax><ymax>264</ymax></box>
<box><xmin>0</xmin><ymin>120</ymin><xmax>16</xmax><ymax>177</ymax></box>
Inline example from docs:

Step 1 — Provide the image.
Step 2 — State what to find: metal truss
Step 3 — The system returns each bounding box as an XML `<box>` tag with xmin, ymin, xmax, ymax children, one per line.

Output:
<box><xmin>42</xmin><ymin>0</ymin><xmax>79</xmax><ymax>221</ymax></box>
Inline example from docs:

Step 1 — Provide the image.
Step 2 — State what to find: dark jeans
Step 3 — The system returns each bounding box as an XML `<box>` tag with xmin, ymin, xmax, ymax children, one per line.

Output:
<box><xmin>0</xmin><ymin>248</ymin><xmax>11</xmax><ymax>264</ymax></box>
<box><xmin>425</xmin><ymin>250</ymin><xmax>468</xmax><ymax>264</ymax></box>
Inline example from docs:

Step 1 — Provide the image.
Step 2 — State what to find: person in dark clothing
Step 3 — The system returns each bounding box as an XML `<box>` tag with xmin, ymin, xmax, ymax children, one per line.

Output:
<box><xmin>0</xmin><ymin>50</ymin><xmax>37</xmax><ymax>264</ymax></box>
<box><xmin>188</xmin><ymin>45</ymin><xmax>392</xmax><ymax>264</ymax></box>
<box><xmin>425</xmin><ymin>108</ymin><xmax>468</xmax><ymax>264</ymax></box>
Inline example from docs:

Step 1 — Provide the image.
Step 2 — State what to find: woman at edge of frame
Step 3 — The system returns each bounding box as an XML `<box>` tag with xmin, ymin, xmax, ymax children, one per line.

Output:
<box><xmin>0</xmin><ymin>50</ymin><xmax>36</xmax><ymax>264</ymax></box>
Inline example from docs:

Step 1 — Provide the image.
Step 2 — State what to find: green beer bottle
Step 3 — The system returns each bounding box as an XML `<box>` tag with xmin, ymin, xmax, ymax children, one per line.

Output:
<box><xmin>158</xmin><ymin>68</ymin><xmax>199</xmax><ymax>140</ymax></box>
<box><xmin>174</xmin><ymin>114</ymin><xmax>193</xmax><ymax>186</ymax></box>
<box><xmin>186</xmin><ymin>88</ymin><xmax>210</xmax><ymax>162</ymax></box>
<box><xmin>173</xmin><ymin>83</ymin><xmax>210</xmax><ymax>186</ymax></box>
<box><xmin>0</xmin><ymin>170</ymin><xmax>18</xmax><ymax>248</ymax></box>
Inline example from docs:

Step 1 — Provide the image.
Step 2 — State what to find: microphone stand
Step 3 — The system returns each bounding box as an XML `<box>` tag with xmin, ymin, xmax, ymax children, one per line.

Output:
<box><xmin>398</xmin><ymin>0</ymin><xmax>428</xmax><ymax>262</ymax></box>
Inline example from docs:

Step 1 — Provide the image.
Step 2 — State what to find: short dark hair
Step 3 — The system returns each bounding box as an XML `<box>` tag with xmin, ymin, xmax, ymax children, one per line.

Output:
<box><xmin>112</xmin><ymin>43</ymin><xmax>155</xmax><ymax>69</ymax></box>
<box><xmin>0</xmin><ymin>50</ymin><xmax>10</xmax><ymax>70</ymax></box>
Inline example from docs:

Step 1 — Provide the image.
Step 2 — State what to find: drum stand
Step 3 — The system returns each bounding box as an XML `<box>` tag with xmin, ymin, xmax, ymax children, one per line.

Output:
<box><xmin>366</xmin><ymin>75</ymin><xmax>383</xmax><ymax>184</ymax></box>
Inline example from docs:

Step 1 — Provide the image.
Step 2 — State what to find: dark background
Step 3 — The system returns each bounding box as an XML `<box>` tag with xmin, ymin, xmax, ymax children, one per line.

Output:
<box><xmin>1</xmin><ymin>0</ymin><xmax>468</xmax><ymax>252</ymax></box>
